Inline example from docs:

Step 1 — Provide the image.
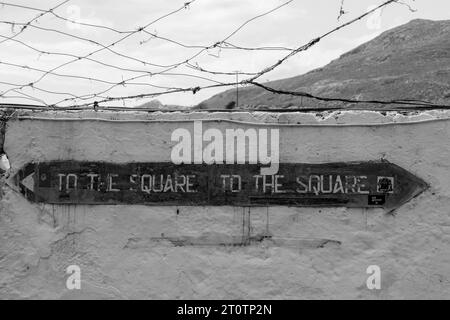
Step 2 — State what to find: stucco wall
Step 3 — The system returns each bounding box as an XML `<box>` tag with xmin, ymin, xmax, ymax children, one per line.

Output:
<box><xmin>0</xmin><ymin>110</ymin><xmax>449</xmax><ymax>299</ymax></box>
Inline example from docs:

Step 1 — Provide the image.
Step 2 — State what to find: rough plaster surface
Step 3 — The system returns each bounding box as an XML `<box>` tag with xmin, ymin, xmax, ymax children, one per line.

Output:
<box><xmin>0</xmin><ymin>110</ymin><xmax>449</xmax><ymax>299</ymax></box>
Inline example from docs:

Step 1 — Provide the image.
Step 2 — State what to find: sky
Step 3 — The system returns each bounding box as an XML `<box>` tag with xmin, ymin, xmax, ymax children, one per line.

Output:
<box><xmin>0</xmin><ymin>0</ymin><xmax>449</xmax><ymax>108</ymax></box>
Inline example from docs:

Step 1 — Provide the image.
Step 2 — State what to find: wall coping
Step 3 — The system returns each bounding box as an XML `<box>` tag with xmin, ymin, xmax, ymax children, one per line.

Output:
<box><xmin>4</xmin><ymin>109</ymin><xmax>450</xmax><ymax>126</ymax></box>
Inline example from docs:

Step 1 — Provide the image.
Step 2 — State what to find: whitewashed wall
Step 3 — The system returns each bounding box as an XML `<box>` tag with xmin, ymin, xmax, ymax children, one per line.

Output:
<box><xmin>0</xmin><ymin>110</ymin><xmax>449</xmax><ymax>299</ymax></box>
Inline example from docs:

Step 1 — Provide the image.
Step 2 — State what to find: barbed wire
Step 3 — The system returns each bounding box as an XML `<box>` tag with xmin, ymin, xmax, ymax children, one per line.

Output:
<box><xmin>11</xmin><ymin>0</ymin><xmax>198</xmax><ymax>91</ymax></box>
<box><xmin>186</xmin><ymin>62</ymin><xmax>259</xmax><ymax>76</ymax></box>
<box><xmin>0</xmin><ymin>0</ymin><xmax>70</xmax><ymax>45</ymax></box>
<box><xmin>3</xmin><ymin>0</ymin><xmax>288</xmax><ymax>75</ymax></box>
<box><xmin>0</xmin><ymin>0</ymin><xmax>295</xmax><ymax>104</ymax></box>
<box><xmin>1</xmin><ymin>0</ymin><xmax>298</xmax><ymax>106</ymax></box>
<box><xmin>246</xmin><ymin>0</ymin><xmax>401</xmax><ymax>82</ymax></box>
<box><xmin>248</xmin><ymin>82</ymin><xmax>450</xmax><ymax>109</ymax></box>
<box><xmin>0</xmin><ymin>1</ymin><xmax>295</xmax><ymax>52</ymax></box>
<box><xmin>0</xmin><ymin>19</ymin><xmax>174</xmax><ymax>68</ymax></box>
<box><xmin>0</xmin><ymin>0</ymin><xmax>438</xmax><ymax>112</ymax></box>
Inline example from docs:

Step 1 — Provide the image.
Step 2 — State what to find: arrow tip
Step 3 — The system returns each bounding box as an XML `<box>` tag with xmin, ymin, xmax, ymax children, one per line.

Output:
<box><xmin>21</xmin><ymin>172</ymin><xmax>34</xmax><ymax>192</ymax></box>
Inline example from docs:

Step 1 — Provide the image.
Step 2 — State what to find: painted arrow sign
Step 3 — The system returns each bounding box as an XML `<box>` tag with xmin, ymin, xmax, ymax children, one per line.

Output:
<box><xmin>13</xmin><ymin>160</ymin><xmax>428</xmax><ymax>210</ymax></box>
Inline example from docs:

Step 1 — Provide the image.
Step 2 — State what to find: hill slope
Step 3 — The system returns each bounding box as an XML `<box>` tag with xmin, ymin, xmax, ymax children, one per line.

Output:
<box><xmin>198</xmin><ymin>19</ymin><xmax>450</xmax><ymax>110</ymax></box>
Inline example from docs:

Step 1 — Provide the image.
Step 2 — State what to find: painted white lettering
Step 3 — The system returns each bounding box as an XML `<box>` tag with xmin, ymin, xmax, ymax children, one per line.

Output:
<box><xmin>58</xmin><ymin>174</ymin><xmax>65</xmax><ymax>191</ymax></box>
<box><xmin>231</xmin><ymin>175</ymin><xmax>241</xmax><ymax>192</ymax></box>
<box><xmin>274</xmin><ymin>175</ymin><xmax>285</xmax><ymax>193</ymax></box>
<box><xmin>66</xmin><ymin>174</ymin><xmax>77</xmax><ymax>190</ymax></box>
<box><xmin>296</xmin><ymin>176</ymin><xmax>308</xmax><ymax>193</ymax></box>
<box><xmin>175</xmin><ymin>175</ymin><xmax>186</xmax><ymax>192</ymax></box>
<box><xmin>107</xmin><ymin>174</ymin><xmax>119</xmax><ymax>192</ymax></box>
<box><xmin>253</xmin><ymin>175</ymin><xmax>262</xmax><ymax>191</ymax></box>
<box><xmin>333</xmin><ymin>175</ymin><xmax>345</xmax><ymax>193</ymax></box>
<box><xmin>87</xmin><ymin>173</ymin><xmax>99</xmax><ymax>191</ymax></box>
<box><xmin>129</xmin><ymin>174</ymin><xmax>138</xmax><ymax>191</ymax></box>
<box><xmin>357</xmin><ymin>176</ymin><xmax>370</xmax><ymax>194</ymax></box>
<box><xmin>309</xmin><ymin>175</ymin><xmax>321</xmax><ymax>195</ymax></box>
<box><xmin>262</xmin><ymin>175</ymin><xmax>275</xmax><ymax>193</ymax></box>
<box><xmin>220</xmin><ymin>175</ymin><xmax>228</xmax><ymax>191</ymax></box>
<box><xmin>152</xmin><ymin>174</ymin><xmax>164</xmax><ymax>192</ymax></box>
<box><xmin>141</xmin><ymin>174</ymin><xmax>152</xmax><ymax>193</ymax></box>
<box><xmin>320</xmin><ymin>175</ymin><xmax>333</xmax><ymax>193</ymax></box>
<box><xmin>164</xmin><ymin>175</ymin><xmax>174</xmax><ymax>192</ymax></box>
<box><xmin>345</xmin><ymin>176</ymin><xmax>357</xmax><ymax>193</ymax></box>
<box><xmin>186</xmin><ymin>175</ymin><xmax>196</xmax><ymax>192</ymax></box>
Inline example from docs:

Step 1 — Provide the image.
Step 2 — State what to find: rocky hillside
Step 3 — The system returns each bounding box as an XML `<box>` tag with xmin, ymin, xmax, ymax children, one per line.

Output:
<box><xmin>197</xmin><ymin>19</ymin><xmax>450</xmax><ymax>110</ymax></box>
<box><xmin>135</xmin><ymin>99</ymin><xmax>190</xmax><ymax>110</ymax></box>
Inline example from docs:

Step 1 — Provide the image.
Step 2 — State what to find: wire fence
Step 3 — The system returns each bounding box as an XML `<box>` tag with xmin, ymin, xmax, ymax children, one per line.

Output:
<box><xmin>1</xmin><ymin>0</ymin><xmax>445</xmax><ymax>112</ymax></box>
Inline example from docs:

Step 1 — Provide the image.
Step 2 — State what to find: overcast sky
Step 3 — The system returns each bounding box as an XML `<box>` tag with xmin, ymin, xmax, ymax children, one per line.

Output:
<box><xmin>0</xmin><ymin>0</ymin><xmax>449</xmax><ymax>107</ymax></box>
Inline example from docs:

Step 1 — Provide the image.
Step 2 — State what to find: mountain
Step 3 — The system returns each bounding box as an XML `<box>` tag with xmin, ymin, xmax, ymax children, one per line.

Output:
<box><xmin>134</xmin><ymin>99</ymin><xmax>188</xmax><ymax>110</ymax></box>
<box><xmin>196</xmin><ymin>19</ymin><xmax>450</xmax><ymax>110</ymax></box>
<box><xmin>135</xmin><ymin>99</ymin><xmax>164</xmax><ymax>109</ymax></box>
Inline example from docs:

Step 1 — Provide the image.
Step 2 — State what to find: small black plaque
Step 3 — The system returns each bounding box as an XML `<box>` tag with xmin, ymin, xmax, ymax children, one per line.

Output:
<box><xmin>368</xmin><ymin>194</ymin><xmax>386</xmax><ymax>206</ymax></box>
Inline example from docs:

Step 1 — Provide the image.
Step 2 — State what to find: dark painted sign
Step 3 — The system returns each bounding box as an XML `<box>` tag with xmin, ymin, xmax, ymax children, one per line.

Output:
<box><xmin>14</xmin><ymin>160</ymin><xmax>428</xmax><ymax>210</ymax></box>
